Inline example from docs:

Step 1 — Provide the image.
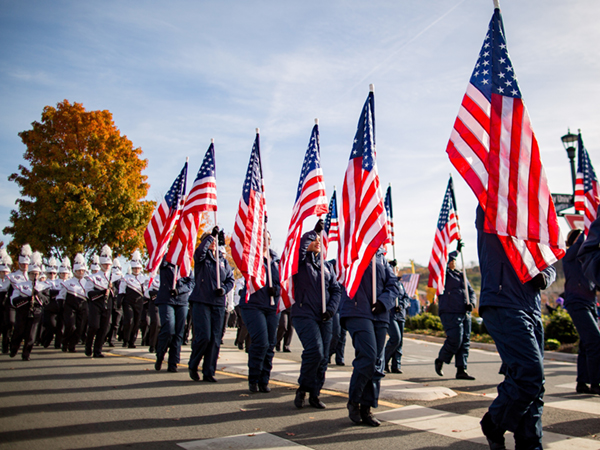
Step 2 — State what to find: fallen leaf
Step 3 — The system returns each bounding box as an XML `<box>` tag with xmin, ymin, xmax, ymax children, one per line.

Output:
<box><xmin>240</xmin><ymin>394</ymin><xmax>249</xmax><ymax>397</ymax></box>
<box><xmin>173</xmin><ymin>418</ymin><xmax>180</xmax><ymax>421</ymax></box>
<box><xmin>286</xmin><ymin>433</ymin><xmax>296</xmax><ymax>436</ymax></box>
<box><xmin>240</xmin><ymin>408</ymin><xmax>247</xmax><ymax>412</ymax></box>
<box><xmin>452</xmin><ymin>430</ymin><xmax>460</xmax><ymax>433</ymax></box>
<box><xmin>247</xmin><ymin>433</ymin><xmax>255</xmax><ymax>437</ymax></box>
<box><xmin>309</xmin><ymin>417</ymin><xmax>315</xmax><ymax>419</ymax></box>
<box><xmin>254</xmin><ymin>428</ymin><xmax>260</xmax><ymax>431</ymax></box>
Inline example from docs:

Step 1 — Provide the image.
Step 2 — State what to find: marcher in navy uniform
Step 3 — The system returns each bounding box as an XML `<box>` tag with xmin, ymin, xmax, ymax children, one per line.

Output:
<box><xmin>119</xmin><ymin>251</ymin><xmax>148</xmax><ymax>348</ymax></box>
<box><xmin>0</xmin><ymin>248</ymin><xmax>13</xmax><ymax>354</ymax></box>
<box><xmin>573</xmin><ymin>213</ymin><xmax>600</xmax><ymax>396</ymax></box>
<box><xmin>10</xmin><ymin>251</ymin><xmax>49</xmax><ymax>360</ymax></box>
<box><xmin>292</xmin><ymin>221</ymin><xmax>342</xmax><ymax>409</ymax></box>
<box><xmin>188</xmin><ymin>227</ymin><xmax>235</xmax><ymax>383</ymax></box>
<box><xmin>60</xmin><ymin>253</ymin><xmax>89</xmax><ymax>353</ymax></box>
<box><xmin>434</xmin><ymin>249</ymin><xmax>477</xmax><ymax>380</ymax></box>
<box><xmin>146</xmin><ymin>275</ymin><xmax>160</xmax><ymax>353</ymax></box>
<box><xmin>339</xmin><ymin>247</ymin><xmax>399</xmax><ymax>427</ymax></box>
<box><xmin>239</xmin><ymin>232</ymin><xmax>281</xmax><ymax>393</ymax></box>
<box><xmin>85</xmin><ymin>245</ymin><xmax>114</xmax><ymax>358</ymax></box>
<box><xmin>154</xmin><ymin>259</ymin><xmax>194</xmax><ymax>372</ymax></box>
<box><xmin>476</xmin><ymin>206</ymin><xmax>556</xmax><ymax>450</ymax></box>
<box><xmin>384</xmin><ymin>264</ymin><xmax>411</xmax><ymax>374</ymax></box>
<box><xmin>106</xmin><ymin>259</ymin><xmax>123</xmax><ymax>347</ymax></box>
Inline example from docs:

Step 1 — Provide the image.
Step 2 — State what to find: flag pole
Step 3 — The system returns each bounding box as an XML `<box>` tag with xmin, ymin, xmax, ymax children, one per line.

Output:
<box><xmin>257</xmin><ymin>127</ymin><xmax>274</xmax><ymax>306</ymax></box>
<box><xmin>389</xmin><ymin>182</ymin><xmax>396</xmax><ymax>261</ymax></box>
<box><xmin>372</xmin><ymin>256</ymin><xmax>377</xmax><ymax>306</ymax></box>
<box><xmin>449</xmin><ymin>174</ymin><xmax>471</xmax><ymax>309</ymax></box>
<box><xmin>315</xmin><ymin>118</ymin><xmax>327</xmax><ymax>314</ymax></box>
<box><xmin>212</xmin><ymin>138</ymin><xmax>221</xmax><ymax>290</ymax></box>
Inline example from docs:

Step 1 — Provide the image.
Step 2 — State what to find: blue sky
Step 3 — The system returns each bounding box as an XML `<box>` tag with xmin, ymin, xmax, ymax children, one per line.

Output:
<box><xmin>1</xmin><ymin>0</ymin><xmax>599</xmax><ymax>267</ymax></box>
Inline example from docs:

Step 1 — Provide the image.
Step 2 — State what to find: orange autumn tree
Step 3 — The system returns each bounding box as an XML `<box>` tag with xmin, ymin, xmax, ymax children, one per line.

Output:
<box><xmin>4</xmin><ymin>100</ymin><xmax>155</xmax><ymax>259</ymax></box>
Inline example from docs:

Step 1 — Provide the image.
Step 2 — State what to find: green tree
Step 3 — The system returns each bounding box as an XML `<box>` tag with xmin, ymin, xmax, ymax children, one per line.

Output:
<box><xmin>4</xmin><ymin>100</ymin><xmax>155</xmax><ymax>259</ymax></box>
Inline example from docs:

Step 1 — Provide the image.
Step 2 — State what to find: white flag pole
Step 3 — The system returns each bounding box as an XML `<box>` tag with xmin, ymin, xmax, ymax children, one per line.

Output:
<box><xmin>256</xmin><ymin>127</ymin><xmax>274</xmax><ymax>306</ymax></box>
<box><xmin>372</xmin><ymin>255</ymin><xmax>377</xmax><ymax>306</ymax></box>
<box><xmin>211</xmin><ymin>139</ymin><xmax>221</xmax><ymax>290</ymax></box>
<box><xmin>314</xmin><ymin>118</ymin><xmax>327</xmax><ymax>315</ymax></box>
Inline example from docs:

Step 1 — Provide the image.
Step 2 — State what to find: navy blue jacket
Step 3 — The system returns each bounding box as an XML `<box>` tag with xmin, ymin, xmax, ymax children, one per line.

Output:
<box><xmin>438</xmin><ymin>268</ymin><xmax>477</xmax><ymax>314</ymax></box>
<box><xmin>579</xmin><ymin>205</ymin><xmax>600</xmax><ymax>287</ymax></box>
<box><xmin>390</xmin><ymin>280</ymin><xmax>411</xmax><ymax>322</ymax></box>
<box><xmin>239</xmin><ymin>249</ymin><xmax>281</xmax><ymax>312</ymax></box>
<box><xmin>189</xmin><ymin>236</ymin><xmax>235</xmax><ymax>306</ymax></box>
<box><xmin>476</xmin><ymin>206</ymin><xmax>556</xmax><ymax>315</ymax></box>
<box><xmin>291</xmin><ymin>230</ymin><xmax>342</xmax><ymax>320</ymax></box>
<box><xmin>563</xmin><ymin>234</ymin><xmax>595</xmax><ymax>308</ymax></box>
<box><xmin>338</xmin><ymin>249</ymin><xmax>399</xmax><ymax>324</ymax></box>
<box><xmin>155</xmin><ymin>260</ymin><xmax>195</xmax><ymax>306</ymax></box>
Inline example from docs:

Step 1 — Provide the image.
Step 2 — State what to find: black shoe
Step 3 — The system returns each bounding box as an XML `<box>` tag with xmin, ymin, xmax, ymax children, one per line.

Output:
<box><xmin>576</xmin><ymin>382</ymin><xmax>591</xmax><ymax>394</ymax></box>
<box><xmin>127</xmin><ymin>343</ymin><xmax>136</xmax><ymax>349</ymax></box>
<box><xmin>258</xmin><ymin>383</ymin><xmax>271</xmax><ymax>393</ymax></box>
<box><xmin>434</xmin><ymin>358</ymin><xmax>444</xmax><ymax>376</ymax></box>
<box><xmin>309</xmin><ymin>395</ymin><xmax>326</xmax><ymax>409</ymax></box>
<box><xmin>203</xmin><ymin>375</ymin><xmax>217</xmax><ymax>382</ymax></box>
<box><xmin>294</xmin><ymin>389</ymin><xmax>306</xmax><ymax>408</ymax></box>
<box><xmin>93</xmin><ymin>353</ymin><xmax>105</xmax><ymax>358</ymax></box>
<box><xmin>149</xmin><ymin>346</ymin><xmax>155</xmax><ymax>353</ymax></box>
<box><xmin>22</xmin><ymin>354</ymin><xmax>31</xmax><ymax>361</ymax></box>
<box><xmin>360</xmin><ymin>405</ymin><xmax>380</xmax><ymax>427</ymax></box>
<box><xmin>275</xmin><ymin>345</ymin><xmax>281</xmax><ymax>352</ymax></box>
<box><xmin>155</xmin><ymin>358</ymin><xmax>163</xmax><ymax>371</ymax></box>
<box><xmin>384</xmin><ymin>364</ymin><xmax>390</xmax><ymax>373</ymax></box>
<box><xmin>590</xmin><ymin>384</ymin><xmax>600</xmax><ymax>395</ymax></box>
<box><xmin>456</xmin><ymin>368</ymin><xmax>475</xmax><ymax>380</ymax></box>
<box><xmin>9</xmin><ymin>350</ymin><xmax>17</xmax><ymax>358</ymax></box>
<box><xmin>238</xmin><ymin>343</ymin><xmax>244</xmax><ymax>350</ymax></box>
<box><xmin>61</xmin><ymin>346</ymin><xmax>67</xmax><ymax>353</ymax></box>
<box><xmin>85</xmin><ymin>348</ymin><xmax>92</xmax><ymax>357</ymax></box>
<box><xmin>122</xmin><ymin>342</ymin><xmax>127</xmax><ymax>348</ymax></box>
<box><xmin>68</xmin><ymin>348</ymin><xmax>77</xmax><ymax>353</ymax></box>
<box><xmin>391</xmin><ymin>368</ymin><xmax>403</xmax><ymax>374</ymax></box>
<box><xmin>249</xmin><ymin>382</ymin><xmax>259</xmax><ymax>393</ymax></box>
<box><xmin>283</xmin><ymin>347</ymin><xmax>291</xmax><ymax>353</ymax></box>
<box><xmin>107</xmin><ymin>342</ymin><xmax>115</xmax><ymax>348</ymax></box>
<box><xmin>347</xmin><ymin>401</ymin><xmax>361</xmax><ymax>424</ymax></box>
<box><xmin>480</xmin><ymin>412</ymin><xmax>506</xmax><ymax>450</ymax></box>
<box><xmin>336</xmin><ymin>361</ymin><xmax>345</xmax><ymax>366</ymax></box>
<box><xmin>167</xmin><ymin>366</ymin><xmax>178</xmax><ymax>373</ymax></box>
<box><xmin>189</xmin><ymin>368</ymin><xmax>200</xmax><ymax>381</ymax></box>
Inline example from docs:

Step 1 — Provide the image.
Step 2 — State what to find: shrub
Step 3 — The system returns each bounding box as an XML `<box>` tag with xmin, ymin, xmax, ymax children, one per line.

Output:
<box><xmin>545</xmin><ymin>308</ymin><xmax>579</xmax><ymax>344</ymax></box>
<box><xmin>544</xmin><ymin>339</ymin><xmax>561</xmax><ymax>351</ymax></box>
<box><xmin>406</xmin><ymin>313</ymin><xmax>443</xmax><ymax>331</ymax></box>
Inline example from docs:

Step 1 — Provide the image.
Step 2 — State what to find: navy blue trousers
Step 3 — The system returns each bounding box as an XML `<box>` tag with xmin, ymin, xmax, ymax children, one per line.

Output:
<box><xmin>240</xmin><ymin>307</ymin><xmax>279</xmax><ymax>385</ymax></box>
<box><xmin>156</xmin><ymin>303</ymin><xmax>188</xmax><ymax>371</ymax></box>
<box><xmin>384</xmin><ymin>318</ymin><xmax>405</xmax><ymax>370</ymax></box>
<box><xmin>344</xmin><ymin>317</ymin><xmax>388</xmax><ymax>408</ymax></box>
<box><xmin>481</xmin><ymin>306</ymin><xmax>544</xmax><ymax>450</ymax></box>
<box><xmin>293</xmin><ymin>316</ymin><xmax>333</xmax><ymax>397</ymax></box>
<box><xmin>438</xmin><ymin>312</ymin><xmax>471</xmax><ymax>368</ymax></box>
<box><xmin>189</xmin><ymin>302</ymin><xmax>225</xmax><ymax>377</ymax></box>
<box><xmin>329</xmin><ymin>312</ymin><xmax>347</xmax><ymax>364</ymax></box>
<box><xmin>566</xmin><ymin>303</ymin><xmax>600</xmax><ymax>385</ymax></box>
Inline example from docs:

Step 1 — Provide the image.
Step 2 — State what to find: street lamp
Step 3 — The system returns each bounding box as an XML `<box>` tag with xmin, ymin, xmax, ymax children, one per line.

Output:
<box><xmin>561</xmin><ymin>128</ymin><xmax>578</xmax><ymax>194</ymax></box>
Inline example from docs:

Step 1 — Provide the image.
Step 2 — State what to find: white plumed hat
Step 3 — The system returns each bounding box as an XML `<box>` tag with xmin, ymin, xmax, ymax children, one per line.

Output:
<box><xmin>0</xmin><ymin>248</ymin><xmax>12</xmax><ymax>272</ymax></box>
<box><xmin>73</xmin><ymin>253</ymin><xmax>87</xmax><ymax>272</ymax></box>
<box><xmin>46</xmin><ymin>256</ymin><xmax>58</xmax><ymax>273</ymax></box>
<box><xmin>19</xmin><ymin>244</ymin><xmax>32</xmax><ymax>265</ymax></box>
<box><xmin>59</xmin><ymin>256</ymin><xmax>72</xmax><ymax>274</ymax></box>
<box><xmin>28</xmin><ymin>251</ymin><xmax>43</xmax><ymax>273</ymax></box>
<box><xmin>99</xmin><ymin>245</ymin><xmax>113</xmax><ymax>265</ymax></box>
<box><xmin>90</xmin><ymin>254</ymin><xmax>100</xmax><ymax>272</ymax></box>
<box><xmin>130</xmin><ymin>250</ymin><xmax>143</xmax><ymax>269</ymax></box>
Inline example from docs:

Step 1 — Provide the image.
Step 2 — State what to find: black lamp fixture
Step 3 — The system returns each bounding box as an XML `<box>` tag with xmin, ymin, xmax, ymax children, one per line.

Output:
<box><xmin>561</xmin><ymin>128</ymin><xmax>579</xmax><ymax>194</ymax></box>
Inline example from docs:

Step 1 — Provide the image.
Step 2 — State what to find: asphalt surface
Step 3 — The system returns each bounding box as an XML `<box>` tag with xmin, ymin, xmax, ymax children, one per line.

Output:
<box><xmin>0</xmin><ymin>329</ymin><xmax>598</xmax><ymax>450</ymax></box>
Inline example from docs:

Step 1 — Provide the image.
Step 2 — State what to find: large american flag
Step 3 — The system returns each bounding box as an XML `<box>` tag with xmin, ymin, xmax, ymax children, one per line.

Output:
<box><xmin>166</xmin><ymin>143</ymin><xmax>217</xmax><ymax>277</ymax></box>
<box><xmin>427</xmin><ymin>177</ymin><xmax>460</xmax><ymax>295</ymax></box>
<box><xmin>231</xmin><ymin>132</ymin><xmax>267</xmax><ymax>294</ymax></box>
<box><xmin>144</xmin><ymin>161</ymin><xmax>188</xmax><ymax>274</ymax></box>
<box><xmin>574</xmin><ymin>133</ymin><xmax>599</xmax><ymax>235</ymax></box>
<box><xmin>446</xmin><ymin>7</ymin><xmax>565</xmax><ymax>283</ymax></box>
<box><xmin>385</xmin><ymin>185</ymin><xmax>395</xmax><ymax>247</ymax></box>
<box><xmin>400</xmin><ymin>273</ymin><xmax>420</xmax><ymax>299</ymax></box>
<box><xmin>337</xmin><ymin>89</ymin><xmax>389</xmax><ymax>299</ymax></box>
<box><xmin>279</xmin><ymin>123</ymin><xmax>328</xmax><ymax>309</ymax></box>
<box><xmin>323</xmin><ymin>189</ymin><xmax>339</xmax><ymax>254</ymax></box>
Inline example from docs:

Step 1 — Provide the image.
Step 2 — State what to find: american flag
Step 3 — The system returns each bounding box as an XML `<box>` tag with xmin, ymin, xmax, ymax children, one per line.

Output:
<box><xmin>279</xmin><ymin>123</ymin><xmax>329</xmax><ymax>309</ymax></box>
<box><xmin>574</xmin><ymin>133</ymin><xmax>599</xmax><ymax>235</ymax></box>
<box><xmin>427</xmin><ymin>177</ymin><xmax>461</xmax><ymax>295</ymax></box>
<box><xmin>231</xmin><ymin>132</ymin><xmax>267</xmax><ymax>295</ymax></box>
<box><xmin>337</xmin><ymin>89</ymin><xmax>389</xmax><ymax>299</ymax></box>
<box><xmin>446</xmin><ymin>7</ymin><xmax>565</xmax><ymax>283</ymax></box>
<box><xmin>165</xmin><ymin>143</ymin><xmax>217</xmax><ymax>277</ymax></box>
<box><xmin>385</xmin><ymin>185</ymin><xmax>395</xmax><ymax>247</ymax></box>
<box><xmin>400</xmin><ymin>273</ymin><xmax>420</xmax><ymax>299</ymax></box>
<box><xmin>323</xmin><ymin>189</ymin><xmax>339</xmax><ymax>254</ymax></box>
<box><xmin>144</xmin><ymin>162</ymin><xmax>188</xmax><ymax>274</ymax></box>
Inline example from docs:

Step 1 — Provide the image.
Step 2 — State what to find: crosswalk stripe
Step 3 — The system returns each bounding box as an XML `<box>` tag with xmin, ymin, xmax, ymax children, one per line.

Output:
<box><xmin>178</xmin><ymin>431</ymin><xmax>308</xmax><ymax>449</ymax></box>
<box><xmin>377</xmin><ymin>405</ymin><xmax>600</xmax><ymax>449</ymax></box>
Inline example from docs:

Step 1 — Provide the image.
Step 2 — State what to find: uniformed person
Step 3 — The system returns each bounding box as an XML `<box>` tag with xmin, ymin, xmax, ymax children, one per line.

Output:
<box><xmin>384</xmin><ymin>267</ymin><xmax>411</xmax><ymax>374</ymax></box>
<box><xmin>188</xmin><ymin>227</ymin><xmax>235</xmax><ymax>383</ymax></box>
<box><xmin>434</xmin><ymin>249</ymin><xmax>477</xmax><ymax>380</ymax></box>
<box><xmin>119</xmin><ymin>251</ymin><xmax>148</xmax><ymax>348</ymax></box>
<box><xmin>0</xmin><ymin>248</ymin><xmax>13</xmax><ymax>354</ymax></box>
<box><xmin>85</xmin><ymin>246</ymin><xmax>114</xmax><ymax>357</ymax></box>
<box><xmin>4</xmin><ymin>245</ymin><xmax>32</xmax><ymax>354</ymax></box>
<box><xmin>339</xmin><ymin>247</ymin><xmax>399</xmax><ymax>426</ymax></box>
<box><xmin>145</xmin><ymin>275</ymin><xmax>160</xmax><ymax>353</ymax></box>
<box><xmin>10</xmin><ymin>251</ymin><xmax>49</xmax><ymax>360</ymax></box>
<box><xmin>292</xmin><ymin>221</ymin><xmax>342</xmax><ymax>409</ymax></box>
<box><xmin>40</xmin><ymin>257</ymin><xmax>63</xmax><ymax>348</ymax></box>
<box><xmin>106</xmin><ymin>258</ymin><xmax>123</xmax><ymax>347</ymax></box>
<box><xmin>59</xmin><ymin>253</ymin><xmax>89</xmax><ymax>353</ymax></box>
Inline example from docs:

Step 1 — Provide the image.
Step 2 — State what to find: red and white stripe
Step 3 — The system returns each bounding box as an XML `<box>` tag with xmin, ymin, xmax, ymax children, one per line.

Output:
<box><xmin>427</xmin><ymin>209</ymin><xmax>460</xmax><ymax>295</ymax></box>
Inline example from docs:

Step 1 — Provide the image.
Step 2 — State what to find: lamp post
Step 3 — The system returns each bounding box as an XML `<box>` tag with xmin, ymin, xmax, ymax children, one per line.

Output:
<box><xmin>561</xmin><ymin>128</ymin><xmax>578</xmax><ymax>195</ymax></box>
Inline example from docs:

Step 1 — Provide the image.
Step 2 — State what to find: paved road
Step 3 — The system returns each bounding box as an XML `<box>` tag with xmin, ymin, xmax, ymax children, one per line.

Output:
<box><xmin>0</xmin><ymin>329</ymin><xmax>598</xmax><ymax>450</ymax></box>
